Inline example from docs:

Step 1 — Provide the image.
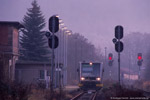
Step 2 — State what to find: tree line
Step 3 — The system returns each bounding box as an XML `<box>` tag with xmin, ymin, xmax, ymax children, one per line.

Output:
<box><xmin>109</xmin><ymin>32</ymin><xmax>150</xmax><ymax>81</ymax></box>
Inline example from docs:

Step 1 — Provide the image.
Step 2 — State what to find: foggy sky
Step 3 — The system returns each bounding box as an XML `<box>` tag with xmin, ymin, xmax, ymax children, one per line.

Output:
<box><xmin>0</xmin><ymin>0</ymin><xmax>150</xmax><ymax>52</ymax></box>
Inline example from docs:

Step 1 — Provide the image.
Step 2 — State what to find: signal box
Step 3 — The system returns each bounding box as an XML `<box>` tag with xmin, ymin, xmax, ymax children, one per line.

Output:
<box><xmin>0</xmin><ymin>21</ymin><xmax>24</xmax><ymax>82</ymax></box>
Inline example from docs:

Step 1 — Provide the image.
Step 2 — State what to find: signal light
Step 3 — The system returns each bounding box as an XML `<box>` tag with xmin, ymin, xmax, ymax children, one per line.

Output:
<box><xmin>115</xmin><ymin>41</ymin><xmax>123</xmax><ymax>52</ymax></box>
<box><xmin>49</xmin><ymin>16</ymin><xmax>59</xmax><ymax>33</ymax></box>
<box><xmin>48</xmin><ymin>35</ymin><xmax>59</xmax><ymax>49</ymax></box>
<box><xmin>137</xmin><ymin>53</ymin><xmax>143</xmax><ymax>66</ymax></box>
<box><xmin>108</xmin><ymin>53</ymin><xmax>113</xmax><ymax>66</ymax></box>
<box><xmin>109</xmin><ymin>57</ymin><xmax>112</xmax><ymax>60</ymax></box>
<box><xmin>137</xmin><ymin>53</ymin><xmax>142</xmax><ymax>60</ymax></box>
<box><xmin>45</xmin><ymin>31</ymin><xmax>51</xmax><ymax>38</ymax></box>
<box><xmin>138</xmin><ymin>56</ymin><xmax>142</xmax><ymax>60</ymax></box>
<box><xmin>108</xmin><ymin>53</ymin><xmax>113</xmax><ymax>60</ymax></box>
<box><xmin>115</xmin><ymin>25</ymin><xmax>123</xmax><ymax>39</ymax></box>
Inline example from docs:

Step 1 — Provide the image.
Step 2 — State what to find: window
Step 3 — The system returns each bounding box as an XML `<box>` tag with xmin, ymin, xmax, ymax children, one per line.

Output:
<box><xmin>39</xmin><ymin>70</ymin><xmax>44</xmax><ymax>79</ymax></box>
<box><xmin>47</xmin><ymin>70</ymin><xmax>50</xmax><ymax>76</ymax></box>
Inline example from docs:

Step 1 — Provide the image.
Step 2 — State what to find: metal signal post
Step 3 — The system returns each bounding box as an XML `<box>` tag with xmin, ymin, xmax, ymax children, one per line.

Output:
<box><xmin>108</xmin><ymin>53</ymin><xmax>113</xmax><ymax>81</ymax></box>
<box><xmin>118</xmin><ymin>41</ymin><xmax>121</xmax><ymax>86</ymax></box>
<box><xmin>114</xmin><ymin>25</ymin><xmax>124</xmax><ymax>86</ymax></box>
<box><xmin>137</xmin><ymin>53</ymin><xmax>143</xmax><ymax>80</ymax></box>
<box><xmin>49</xmin><ymin>16</ymin><xmax>59</xmax><ymax>91</ymax></box>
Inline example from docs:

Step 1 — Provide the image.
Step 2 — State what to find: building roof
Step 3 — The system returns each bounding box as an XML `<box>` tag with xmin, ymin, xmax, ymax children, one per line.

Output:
<box><xmin>120</xmin><ymin>67</ymin><xmax>138</xmax><ymax>74</ymax></box>
<box><xmin>0</xmin><ymin>21</ymin><xmax>24</xmax><ymax>29</ymax></box>
<box><xmin>16</xmin><ymin>60</ymin><xmax>51</xmax><ymax>65</ymax></box>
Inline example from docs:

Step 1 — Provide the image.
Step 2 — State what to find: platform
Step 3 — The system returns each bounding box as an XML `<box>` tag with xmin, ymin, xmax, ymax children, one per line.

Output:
<box><xmin>64</xmin><ymin>85</ymin><xmax>79</xmax><ymax>91</ymax></box>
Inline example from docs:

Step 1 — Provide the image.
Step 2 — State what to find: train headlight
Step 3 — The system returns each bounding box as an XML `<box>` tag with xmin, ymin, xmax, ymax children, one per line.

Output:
<box><xmin>81</xmin><ymin>77</ymin><xmax>85</xmax><ymax>81</ymax></box>
<box><xmin>89</xmin><ymin>62</ymin><xmax>93</xmax><ymax>66</ymax></box>
<box><xmin>96</xmin><ymin>77</ymin><xmax>101</xmax><ymax>81</ymax></box>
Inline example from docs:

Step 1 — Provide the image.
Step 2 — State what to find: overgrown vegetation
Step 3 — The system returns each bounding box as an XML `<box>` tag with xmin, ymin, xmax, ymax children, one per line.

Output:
<box><xmin>0</xmin><ymin>80</ymin><xmax>71</xmax><ymax>100</ymax></box>
<box><xmin>98</xmin><ymin>83</ymin><xmax>147</xmax><ymax>100</ymax></box>
<box><xmin>0</xmin><ymin>81</ymin><xmax>31</xmax><ymax>100</ymax></box>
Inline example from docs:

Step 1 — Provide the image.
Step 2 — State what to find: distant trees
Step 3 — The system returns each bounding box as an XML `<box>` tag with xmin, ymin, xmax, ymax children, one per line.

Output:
<box><xmin>107</xmin><ymin>32</ymin><xmax>150</xmax><ymax>81</ymax></box>
<box><xmin>122</xmin><ymin>33</ymin><xmax>147</xmax><ymax>69</ymax></box>
<box><xmin>67</xmin><ymin>33</ymin><xmax>103</xmax><ymax>84</ymax></box>
<box><xmin>143</xmin><ymin>34</ymin><xmax>150</xmax><ymax>81</ymax></box>
<box><xmin>68</xmin><ymin>33</ymin><xmax>103</xmax><ymax>62</ymax></box>
<box><xmin>119</xmin><ymin>32</ymin><xmax>150</xmax><ymax>81</ymax></box>
<box><xmin>145</xmin><ymin>52</ymin><xmax>150</xmax><ymax>81</ymax></box>
<box><xmin>19</xmin><ymin>0</ymin><xmax>49</xmax><ymax>62</ymax></box>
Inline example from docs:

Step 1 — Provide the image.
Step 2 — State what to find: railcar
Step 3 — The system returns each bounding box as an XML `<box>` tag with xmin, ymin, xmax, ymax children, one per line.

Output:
<box><xmin>78</xmin><ymin>62</ymin><xmax>103</xmax><ymax>90</ymax></box>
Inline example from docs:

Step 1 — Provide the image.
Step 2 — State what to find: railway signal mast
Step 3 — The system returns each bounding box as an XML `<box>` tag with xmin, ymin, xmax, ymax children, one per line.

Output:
<box><xmin>108</xmin><ymin>53</ymin><xmax>113</xmax><ymax>80</ymax></box>
<box><xmin>137</xmin><ymin>53</ymin><xmax>143</xmax><ymax>80</ymax></box>
<box><xmin>113</xmin><ymin>25</ymin><xmax>124</xmax><ymax>86</ymax></box>
<box><xmin>48</xmin><ymin>15</ymin><xmax>59</xmax><ymax>91</ymax></box>
<box><xmin>108</xmin><ymin>53</ymin><xmax>113</xmax><ymax>66</ymax></box>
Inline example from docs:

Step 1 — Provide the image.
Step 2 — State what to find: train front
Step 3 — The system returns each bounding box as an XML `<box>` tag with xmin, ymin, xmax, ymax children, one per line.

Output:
<box><xmin>78</xmin><ymin>62</ymin><xmax>103</xmax><ymax>90</ymax></box>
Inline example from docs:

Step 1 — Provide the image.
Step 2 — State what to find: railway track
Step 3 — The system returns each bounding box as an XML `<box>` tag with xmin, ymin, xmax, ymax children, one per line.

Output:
<box><xmin>133</xmin><ymin>88</ymin><xmax>150</xmax><ymax>97</ymax></box>
<box><xmin>71</xmin><ymin>90</ymin><xmax>98</xmax><ymax>100</ymax></box>
<box><xmin>142</xmin><ymin>90</ymin><xmax>150</xmax><ymax>98</ymax></box>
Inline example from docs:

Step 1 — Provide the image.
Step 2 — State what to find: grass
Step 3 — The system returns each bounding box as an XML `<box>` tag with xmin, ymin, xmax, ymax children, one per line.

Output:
<box><xmin>98</xmin><ymin>82</ymin><xmax>146</xmax><ymax>100</ymax></box>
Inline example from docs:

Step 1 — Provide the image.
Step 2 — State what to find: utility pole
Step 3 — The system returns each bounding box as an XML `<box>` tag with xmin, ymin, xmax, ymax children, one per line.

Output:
<box><xmin>101</xmin><ymin>47</ymin><xmax>107</xmax><ymax>83</ymax></box>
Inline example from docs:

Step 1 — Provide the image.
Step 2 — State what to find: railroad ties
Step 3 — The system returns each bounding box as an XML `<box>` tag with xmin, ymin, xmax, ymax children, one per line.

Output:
<box><xmin>71</xmin><ymin>90</ymin><xmax>98</xmax><ymax>100</ymax></box>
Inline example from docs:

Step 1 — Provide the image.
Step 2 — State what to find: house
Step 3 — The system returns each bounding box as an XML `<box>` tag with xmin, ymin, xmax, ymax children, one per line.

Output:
<box><xmin>0</xmin><ymin>21</ymin><xmax>24</xmax><ymax>82</ymax></box>
<box><xmin>15</xmin><ymin>61</ymin><xmax>63</xmax><ymax>88</ymax></box>
<box><xmin>120</xmin><ymin>67</ymin><xmax>139</xmax><ymax>85</ymax></box>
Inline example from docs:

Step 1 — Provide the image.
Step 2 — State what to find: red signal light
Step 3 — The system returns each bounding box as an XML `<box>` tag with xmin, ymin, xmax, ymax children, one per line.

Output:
<box><xmin>109</xmin><ymin>57</ymin><xmax>112</xmax><ymax>60</ymax></box>
<box><xmin>138</xmin><ymin>56</ymin><xmax>142</xmax><ymax>60</ymax></box>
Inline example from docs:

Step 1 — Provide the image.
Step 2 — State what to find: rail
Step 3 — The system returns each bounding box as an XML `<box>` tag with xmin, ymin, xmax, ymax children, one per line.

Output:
<box><xmin>70</xmin><ymin>91</ymin><xmax>85</xmax><ymax>100</ymax></box>
<box><xmin>71</xmin><ymin>91</ymin><xmax>98</xmax><ymax>100</ymax></box>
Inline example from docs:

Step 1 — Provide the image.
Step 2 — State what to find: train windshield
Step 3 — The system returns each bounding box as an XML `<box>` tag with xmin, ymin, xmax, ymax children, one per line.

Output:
<box><xmin>81</xmin><ymin>63</ymin><xmax>100</xmax><ymax>77</ymax></box>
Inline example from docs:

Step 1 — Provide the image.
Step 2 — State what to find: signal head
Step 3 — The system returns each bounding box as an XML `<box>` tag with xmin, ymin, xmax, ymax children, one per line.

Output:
<box><xmin>138</xmin><ymin>56</ymin><xmax>142</xmax><ymax>60</ymax></box>
<box><xmin>108</xmin><ymin>53</ymin><xmax>113</xmax><ymax>60</ymax></box>
<box><xmin>109</xmin><ymin>57</ymin><xmax>112</xmax><ymax>60</ymax></box>
<box><xmin>45</xmin><ymin>31</ymin><xmax>51</xmax><ymax>38</ymax></box>
<box><xmin>137</xmin><ymin>53</ymin><xmax>142</xmax><ymax>60</ymax></box>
